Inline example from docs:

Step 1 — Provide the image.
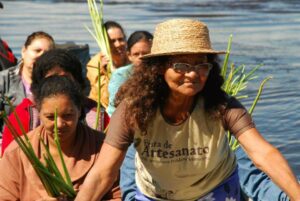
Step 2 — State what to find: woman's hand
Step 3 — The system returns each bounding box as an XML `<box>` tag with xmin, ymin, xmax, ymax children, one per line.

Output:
<box><xmin>99</xmin><ymin>53</ymin><xmax>110</xmax><ymax>75</ymax></box>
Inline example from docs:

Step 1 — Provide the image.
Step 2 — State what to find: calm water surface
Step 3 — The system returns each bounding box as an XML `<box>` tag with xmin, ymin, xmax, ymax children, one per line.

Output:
<box><xmin>0</xmin><ymin>0</ymin><xmax>300</xmax><ymax>175</ymax></box>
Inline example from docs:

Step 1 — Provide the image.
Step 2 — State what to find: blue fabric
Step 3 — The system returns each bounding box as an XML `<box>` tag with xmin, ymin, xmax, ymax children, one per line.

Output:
<box><xmin>235</xmin><ymin>146</ymin><xmax>289</xmax><ymax>201</ymax></box>
<box><xmin>135</xmin><ymin>168</ymin><xmax>240</xmax><ymax>201</ymax></box>
<box><xmin>120</xmin><ymin>144</ymin><xmax>137</xmax><ymax>201</ymax></box>
<box><xmin>107</xmin><ymin>64</ymin><xmax>132</xmax><ymax>117</ymax></box>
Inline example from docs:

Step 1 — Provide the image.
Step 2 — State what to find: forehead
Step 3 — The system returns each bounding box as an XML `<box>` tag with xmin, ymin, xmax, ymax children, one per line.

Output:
<box><xmin>107</xmin><ymin>27</ymin><xmax>125</xmax><ymax>39</ymax></box>
<box><xmin>168</xmin><ymin>54</ymin><xmax>208</xmax><ymax>63</ymax></box>
<box><xmin>40</xmin><ymin>94</ymin><xmax>76</xmax><ymax>111</ymax></box>
<box><xmin>130</xmin><ymin>40</ymin><xmax>152</xmax><ymax>52</ymax></box>
<box><xmin>27</xmin><ymin>37</ymin><xmax>53</xmax><ymax>48</ymax></box>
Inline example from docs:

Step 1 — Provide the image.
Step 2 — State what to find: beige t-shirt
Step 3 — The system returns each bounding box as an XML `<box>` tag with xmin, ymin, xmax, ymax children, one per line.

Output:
<box><xmin>105</xmin><ymin>97</ymin><xmax>255</xmax><ymax>200</ymax></box>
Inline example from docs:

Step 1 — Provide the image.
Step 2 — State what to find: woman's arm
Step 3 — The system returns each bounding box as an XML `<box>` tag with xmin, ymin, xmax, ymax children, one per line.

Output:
<box><xmin>237</xmin><ymin>128</ymin><xmax>300</xmax><ymax>201</ymax></box>
<box><xmin>74</xmin><ymin>142</ymin><xmax>126</xmax><ymax>201</ymax></box>
<box><xmin>235</xmin><ymin>146</ymin><xmax>290</xmax><ymax>200</ymax></box>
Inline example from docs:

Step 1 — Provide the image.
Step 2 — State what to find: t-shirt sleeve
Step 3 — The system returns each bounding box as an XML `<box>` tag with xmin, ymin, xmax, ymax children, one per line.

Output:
<box><xmin>104</xmin><ymin>101</ymin><xmax>134</xmax><ymax>150</ymax></box>
<box><xmin>223</xmin><ymin>97</ymin><xmax>255</xmax><ymax>137</ymax></box>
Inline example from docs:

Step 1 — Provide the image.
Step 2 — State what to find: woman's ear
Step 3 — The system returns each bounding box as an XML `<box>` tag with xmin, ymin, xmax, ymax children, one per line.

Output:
<box><xmin>21</xmin><ymin>46</ymin><xmax>26</xmax><ymax>59</ymax></box>
<box><xmin>127</xmin><ymin>51</ymin><xmax>133</xmax><ymax>63</ymax></box>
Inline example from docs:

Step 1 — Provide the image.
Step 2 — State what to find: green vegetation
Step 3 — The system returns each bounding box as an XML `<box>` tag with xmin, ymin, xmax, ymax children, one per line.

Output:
<box><xmin>86</xmin><ymin>0</ymin><xmax>112</xmax><ymax>130</ymax></box>
<box><xmin>222</xmin><ymin>35</ymin><xmax>272</xmax><ymax>150</ymax></box>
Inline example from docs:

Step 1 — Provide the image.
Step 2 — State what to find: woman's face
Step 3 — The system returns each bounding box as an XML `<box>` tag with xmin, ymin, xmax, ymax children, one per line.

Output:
<box><xmin>21</xmin><ymin>37</ymin><xmax>53</xmax><ymax>73</ymax></box>
<box><xmin>128</xmin><ymin>40</ymin><xmax>152</xmax><ymax>66</ymax></box>
<box><xmin>164</xmin><ymin>54</ymin><xmax>211</xmax><ymax>97</ymax></box>
<box><xmin>39</xmin><ymin>94</ymin><xmax>80</xmax><ymax>140</ymax></box>
<box><xmin>107</xmin><ymin>27</ymin><xmax>127</xmax><ymax>58</ymax></box>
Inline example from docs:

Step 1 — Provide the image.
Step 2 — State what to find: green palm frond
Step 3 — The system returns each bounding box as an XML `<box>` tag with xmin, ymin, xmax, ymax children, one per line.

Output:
<box><xmin>222</xmin><ymin>36</ymin><xmax>271</xmax><ymax>151</ymax></box>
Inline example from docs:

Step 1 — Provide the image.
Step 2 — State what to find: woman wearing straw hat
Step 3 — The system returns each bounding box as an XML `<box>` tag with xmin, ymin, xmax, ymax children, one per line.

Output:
<box><xmin>75</xmin><ymin>19</ymin><xmax>300</xmax><ymax>201</ymax></box>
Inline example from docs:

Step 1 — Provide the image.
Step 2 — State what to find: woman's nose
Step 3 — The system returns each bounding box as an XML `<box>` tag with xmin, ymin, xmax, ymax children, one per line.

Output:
<box><xmin>137</xmin><ymin>53</ymin><xmax>143</xmax><ymax>59</ymax></box>
<box><xmin>185</xmin><ymin>70</ymin><xmax>199</xmax><ymax>78</ymax></box>
<box><xmin>56</xmin><ymin>118</ymin><xmax>65</xmax><ymax>128</ymax></box>
<box><xmin>114</xmin><ymin>40</ymin><xmax>121</xmax><ymax>47</ymax></box>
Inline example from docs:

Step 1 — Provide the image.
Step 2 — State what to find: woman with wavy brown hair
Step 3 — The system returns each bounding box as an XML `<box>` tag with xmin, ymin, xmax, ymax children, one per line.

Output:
<box><xmin>114</xmin><ymin>53</ymin><xmax>226</xmax><ymax>133</ymax></box>
<box><xmin>75</xmin><ymin>19</ymin><xmax>300</xmax><ymax>201</ymax></box>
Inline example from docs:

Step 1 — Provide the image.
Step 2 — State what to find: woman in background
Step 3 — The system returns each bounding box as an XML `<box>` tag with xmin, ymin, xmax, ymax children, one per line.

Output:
<box><xmin>107</xmin><ymin>30</ymin><xmax>153</xmax><ymax>117</ymax></box>
<box><xmin>0</xmin><ymin>31</ymin><xmax>54</xmax><ymax>149</ymax></box>
<box><xmin>0</xmin><ymin>31</ymin><xmax>54</xmax><ymax>107</ymax></box>
<box><xmin>86</xmin><ymin>21</ymin><xmax>129</xmax><ymax>109</ymax></box>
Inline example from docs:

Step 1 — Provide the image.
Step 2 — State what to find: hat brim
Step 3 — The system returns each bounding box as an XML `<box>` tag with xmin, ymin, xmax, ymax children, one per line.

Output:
<box><xmin>141</xmin><ymin>50</ymin><xmax>227</xmax><ymax>60</ymax></box>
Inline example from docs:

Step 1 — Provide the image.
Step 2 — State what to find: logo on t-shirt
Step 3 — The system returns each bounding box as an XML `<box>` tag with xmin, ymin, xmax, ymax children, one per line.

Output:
<box><xmin>139</xmin><ymin>139</ymin><xmax>209</xmax><ymax>163</ymax></box>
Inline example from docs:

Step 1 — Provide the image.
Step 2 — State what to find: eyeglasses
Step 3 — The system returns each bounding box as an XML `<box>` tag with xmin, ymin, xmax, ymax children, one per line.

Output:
<box><xmin>172</xmin><ymin>63</ymin><xmax>213</xmax><ymax>76</ymax></box>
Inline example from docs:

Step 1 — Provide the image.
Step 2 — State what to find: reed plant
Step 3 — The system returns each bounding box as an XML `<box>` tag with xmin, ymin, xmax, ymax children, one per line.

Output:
<box><xmin>86</xmin><ymin>0</ymin><xmax>112</xmax><ymax>78</ymax></box>
<box><xmin>222</xmin><ymin>35</ymin><xmax>272</xmax><ymax>150</ymax></box>
<box><xmin>95</xmin><ymin>62</ymin><xmax>102</xmax><ymax>130</ymax></box>
<box><xmin>86</xmin><ymin>0</ymin><xmax>112</xmax><ymax>131</ymax></box>
<box><xmin>0</xmin><ymin>101</ymin><xmax>76</xmax><ymax>199</ymax></box>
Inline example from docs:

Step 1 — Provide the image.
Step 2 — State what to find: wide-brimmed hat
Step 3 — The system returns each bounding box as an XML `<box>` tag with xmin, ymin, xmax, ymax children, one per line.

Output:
<box><xmin>141</xmin><ymin>18</ymin><xmax>226</xmax><ymax>59</ymax></box>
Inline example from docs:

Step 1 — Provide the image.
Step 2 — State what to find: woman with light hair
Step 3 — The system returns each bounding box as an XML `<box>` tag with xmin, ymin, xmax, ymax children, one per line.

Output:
<box><xmin>75</xmin><ymin>19</ymin><xmax>300</xmax><ymax>201</ymax></box>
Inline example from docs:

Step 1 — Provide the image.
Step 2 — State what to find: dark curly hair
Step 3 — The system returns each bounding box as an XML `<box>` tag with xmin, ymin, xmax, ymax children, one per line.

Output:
<box><xmin>31</xmin><ymin>49</ymin><xmax>84</xmax><ymax>98</ymax></box>
<box><xmin>115</xmin><ymin>54</ymin><xmax>227</xmax><ymax>132</ymax></box>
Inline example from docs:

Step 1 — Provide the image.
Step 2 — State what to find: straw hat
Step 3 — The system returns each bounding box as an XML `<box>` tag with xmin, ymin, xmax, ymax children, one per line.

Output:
<box><xmin>141</xmin><ymin>18</ymin><xmax>226</xmax><ymax>59</ymax></box>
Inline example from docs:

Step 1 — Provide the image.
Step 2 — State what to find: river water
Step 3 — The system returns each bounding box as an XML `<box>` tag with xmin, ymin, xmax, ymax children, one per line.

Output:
<box><xmin>0</xmin><ymin>0</ymin><xmax>300</xmax><ymax>175</ymax></box>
